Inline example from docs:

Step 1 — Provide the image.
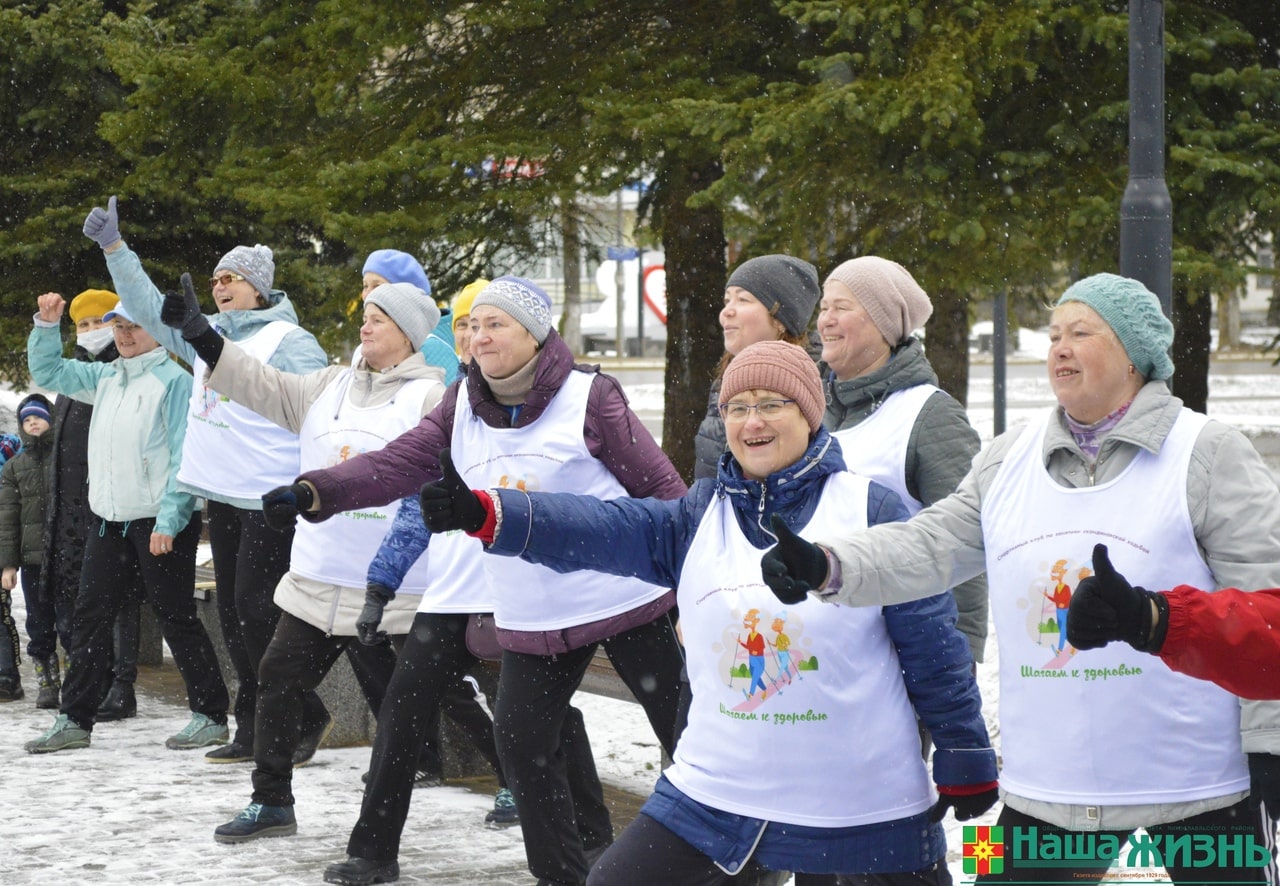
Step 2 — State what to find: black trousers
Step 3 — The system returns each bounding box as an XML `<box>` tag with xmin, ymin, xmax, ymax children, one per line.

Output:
<box><xmin>496</xmin><ymin>612</ymin><xmax>684</xmax><ymax>885</ymax></box>
<box><xmin>62</xmin><ymin>512</ymin><xmax>228</xmax><ymax>730</ymax></box>
<box><xmin>250</xmin><ymin>611</ymin><xmax>482</xmax><ymax>806</ymax></box>
<box><xmin>18</xmin><ymin>564</ymin><xmax>58</xmax><ymax>661</ymax></box>
<box><xmin>976</xmin><ymin>799</ymin><xmax>1276</xmax><ymax>884</ymax></box>
<box><xmin>346</xmin><ymin>612</ymin><xmax>505</xmax><ymax>861</ymax></box>
<box><xmin>48</xmin><ymin>539</ymin><xmax>140</xmax><ymax>684</ymax></box>
<box><xmin>205</xmin><ymin>500</ymin><xmax>325</xmax><ymax>750</ymax></box>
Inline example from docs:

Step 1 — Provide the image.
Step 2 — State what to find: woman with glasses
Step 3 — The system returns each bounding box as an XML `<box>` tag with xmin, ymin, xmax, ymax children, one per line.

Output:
<box><xmin>419</xmin><ymin>340</ymin><xmax>996</xmax><ymax>886</ymax></box>
<box><xmin>83</xmin><ymin>196</ymin><xmax>330</xmax><ymax>761</ymax></box>
<box><xmin>23</xmin><ymin>296</ymin><xmax>230</xmax><ymax>755</ymax></box>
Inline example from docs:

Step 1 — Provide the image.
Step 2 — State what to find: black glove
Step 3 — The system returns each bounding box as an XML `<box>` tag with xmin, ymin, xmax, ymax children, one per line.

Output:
<box><xmin>356</xmin><ymin>583</ymin><xmax>394</xmax><ymax>646</ymax></box>
<box><xmin>419</xmin><ymin>448</ymin><xmax>489</xmax><ymax>534</ymax></box>
<box><xmin>760</xmin><ymin>514</ymin><xmax>828</xmax><ymax>605</ymax></box>
<box><xmin>1067</xmin><ymin>544</ymin><xmax>1163</xmax><ymax>651</ymax></box>
<box><xmin>261</xmin><ymin>482</ymin><xmax>315</xmax><ymax>532</ymax></box>
<box><xmin>929</xmin><ymin>784</ymin><xmax>1000</xmax><ymax>822</ymax></box>
<box><xmin>1249</xmin><ymin>753</ymin><xmax>1280</xmax><ymax>812</ymax></box>
<box><xmin>162</xmin><ymin>272</ymin><xmax>213</xmax><ymax>338</ymax></box>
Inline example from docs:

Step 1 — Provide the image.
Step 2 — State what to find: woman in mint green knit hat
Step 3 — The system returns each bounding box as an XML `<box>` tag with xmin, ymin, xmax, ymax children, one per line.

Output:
<box><xmin>764</xmin><ymin>272</ymin><xmax>1280</xmax><ymax>886</ymax></box>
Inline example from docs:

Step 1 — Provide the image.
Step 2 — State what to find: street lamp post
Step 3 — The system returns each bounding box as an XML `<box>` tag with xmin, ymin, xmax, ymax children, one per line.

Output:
<box><xmin>1119</xmin><ymin>0</ymin><xmax>1173</xmax><ymax>317</ymax></box>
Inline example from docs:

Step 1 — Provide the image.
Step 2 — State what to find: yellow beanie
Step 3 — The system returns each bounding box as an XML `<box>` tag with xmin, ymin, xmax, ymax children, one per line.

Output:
<box><xmin>451</xmin><ymin>278</ymin><xmax>489</xmax><ymax>321</ymax></box>
<box><xmin>69</xmin><ymin>289</ymin><xmax>119</xmax><ymax>325</ymax></box>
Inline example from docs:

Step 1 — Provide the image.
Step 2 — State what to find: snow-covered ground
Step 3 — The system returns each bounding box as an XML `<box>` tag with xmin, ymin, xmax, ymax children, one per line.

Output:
<box><xmin>1</xmin><ymin>335</ymin><xmax>1277</xmax><ymax>884</ymax></box>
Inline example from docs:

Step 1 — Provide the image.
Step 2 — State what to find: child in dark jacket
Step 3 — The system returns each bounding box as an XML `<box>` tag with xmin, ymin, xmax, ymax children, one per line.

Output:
<box><xmin>0</xmin><ymin>394</ymin><xmax>56</xmax><ymax>704</ymax></box>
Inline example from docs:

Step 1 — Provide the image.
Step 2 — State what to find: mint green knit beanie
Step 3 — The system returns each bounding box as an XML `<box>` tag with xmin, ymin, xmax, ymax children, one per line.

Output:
<box><xmin>1056</xmin><ymin>273</ymin><xmax>1174</xmax><ymax>381</ymax></box>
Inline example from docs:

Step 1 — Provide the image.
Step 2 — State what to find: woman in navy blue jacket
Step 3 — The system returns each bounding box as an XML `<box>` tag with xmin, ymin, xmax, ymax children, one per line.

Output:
<box><xmin>423</xmin><ymin>341</ymin><xmax>997</xmax><ymax>885</ymax></box>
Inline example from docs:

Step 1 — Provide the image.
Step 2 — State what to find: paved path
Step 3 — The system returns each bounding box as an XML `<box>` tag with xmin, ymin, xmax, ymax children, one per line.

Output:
<box><xmin>0</xmin><ymin>656</ymin><xmax>645</xmax><ymax>885</ymax></box>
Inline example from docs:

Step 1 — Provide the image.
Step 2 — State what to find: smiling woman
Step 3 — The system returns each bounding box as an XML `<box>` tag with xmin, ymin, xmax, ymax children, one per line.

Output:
<box><xmin>692</xmin><ymin>254</ymin><xmax>821</xmax><ymax>480</ymax></box>
<box><xmin>764</xmin><ymin>272</ymin><xmax>1280</xmax><ymax>886</ymax></box>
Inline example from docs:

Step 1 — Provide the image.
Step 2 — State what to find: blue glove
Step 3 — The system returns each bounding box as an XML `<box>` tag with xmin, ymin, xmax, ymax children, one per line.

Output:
<box><xmin>356</xmin><ymin>584</ymin><xmax>394</xmax><ymax>646</ymax></box>
<box><xmin>261</xmin><ymin>482</ymin><xmax>314</xmax><ymax>532</ymax></box>
<box><xmin>83</xmin><ymin>195</ymin><xmax>121</xmax><ymax>249</ymax></box>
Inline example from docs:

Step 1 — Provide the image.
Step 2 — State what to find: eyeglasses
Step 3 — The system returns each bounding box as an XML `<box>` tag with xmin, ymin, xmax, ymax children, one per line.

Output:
<box><xmin>209</xmin><ymin>272</ymin><xmax>247</xmax><ymax>289</ymax></box>
<box><xmin>719</xmin><ymin>399</ymin><xmax>797</xmax><ymax>423</ymax></box>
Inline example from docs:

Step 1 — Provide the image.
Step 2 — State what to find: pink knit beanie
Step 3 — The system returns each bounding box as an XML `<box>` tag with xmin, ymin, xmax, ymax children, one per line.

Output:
<box><xmin>720</xmin><ymin>341</ymin><xmax>824</xmax><ymax>433</ymax></box>
<box><xmin>824</xmin><ymin>256</ymin><xmax>933</xmax><ymax>346</ymax></box>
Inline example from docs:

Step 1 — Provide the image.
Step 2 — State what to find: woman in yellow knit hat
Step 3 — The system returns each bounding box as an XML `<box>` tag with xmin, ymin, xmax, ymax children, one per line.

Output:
<box><xmin>450</xmin><ymin>278</ymin><xmax>488</xmax><ymax>368</ymax></box>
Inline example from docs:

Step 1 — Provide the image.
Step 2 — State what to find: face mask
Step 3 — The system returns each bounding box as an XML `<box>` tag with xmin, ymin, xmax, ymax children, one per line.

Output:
<box><xmin>77</xmin><ymin>326</ymin><xmax>116</xmax><ymax>356</ymax></box>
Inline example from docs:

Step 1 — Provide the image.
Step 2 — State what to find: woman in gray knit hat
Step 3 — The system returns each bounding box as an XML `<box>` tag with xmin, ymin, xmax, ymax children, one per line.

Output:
<box><xmin>692</xmin><ymin>254</ymin><xmax>821</xmax><ymax>480</ymax></box>
<box><xmin>82</xmin><ymin>195</ymin><xmax>330</xmax><ymax>762</ymax></box>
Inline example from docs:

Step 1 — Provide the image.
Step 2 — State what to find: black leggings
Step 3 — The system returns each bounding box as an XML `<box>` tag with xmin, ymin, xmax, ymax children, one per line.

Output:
<box><xmin>345</xmin><ymin>612</ymin><xmax>505</xmax><ymax>861</ymax></box>
<box><xmin>495</xmin><ymin>612</ymin><xmax>685</xmax><ymax>885</ymax></box>
<box><xmin>62</xmin><ymin>512</ymin><xmax>227</xmax><ymax>729</ymax></box>
<box><xmin>205</xmin><ymin>500</ymin><xmax>325</xmax><ymax>749</ymax></box>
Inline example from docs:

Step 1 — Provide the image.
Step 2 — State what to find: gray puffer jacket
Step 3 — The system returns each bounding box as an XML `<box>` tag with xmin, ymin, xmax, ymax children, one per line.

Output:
<box><xmin>821</xmin><ymin>338</ymin><xmax>988</xmax><ymax>662</ymax></box>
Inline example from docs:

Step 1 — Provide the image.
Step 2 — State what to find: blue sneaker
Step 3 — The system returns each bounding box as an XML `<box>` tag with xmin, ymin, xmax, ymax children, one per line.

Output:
<box><xmin>165</xmin><ymin>712</ymin><xmax>228</xmax><ymax>750</ymax></box>
<box><xmin>24</xmin><ymin>713</ymin><xmax>90</xmax><ymax>754</ymax></box>
<box><xmin>484</xmin><ymin>787</ymin><xmax>519</xmax><ymax>828</ymax></box>
<box><xmin>213</xmin><ymin>803</ymin><xmax>297</xmax><ymax>844</ymax></box>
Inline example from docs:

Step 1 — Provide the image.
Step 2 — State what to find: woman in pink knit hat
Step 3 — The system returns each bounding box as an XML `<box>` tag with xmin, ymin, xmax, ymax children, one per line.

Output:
<box><xmin>419</xmin><ymin>339</ymin><xmax>996</xmax><ymax>885</ymax></box>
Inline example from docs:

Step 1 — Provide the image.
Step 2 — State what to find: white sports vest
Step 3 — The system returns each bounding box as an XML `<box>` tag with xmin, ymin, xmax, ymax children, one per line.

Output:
<box><xmin>831</xmin><ymin>384</ymin><xmax>937</xmax><ymax>514</ymax></box>
<box><xmin>179</xmin><ymin>321</ymin><xmax>301</xmax><ymax>499</ymax></box>
<box><xmin>414</xmin><ymin>528</ymin><xmax>492</xmax><ymax>614</ymax></box>
<box><xmin>666</xmin><ymin>472</ymin><xmax>932</xmax><ymax>827</ymax></box>
<box><xmin>451</xmin><ymin>372</ymin><xmax>669</xmax><ymax>631</ymax></box>
<box><xmin>289</xmin><ymin>371</ymin><xmax>437</xmax><ymax>591</ymax></box>
<box><xmin>982</xmin><ymin>409</ymin><xmax>1248</xmax><ymax>805</ymax></box>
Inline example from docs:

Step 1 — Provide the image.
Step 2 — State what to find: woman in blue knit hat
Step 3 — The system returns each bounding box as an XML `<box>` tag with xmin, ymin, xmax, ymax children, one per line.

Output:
<box><xmin>360</xmin><ymin>249</ymin><xmax>458</xmax><ymax>384</ymax></box>
<box><xmin>763</xmin><ymin>273</ymin><xmax>1280</xmax><ymax>885</ymax></box>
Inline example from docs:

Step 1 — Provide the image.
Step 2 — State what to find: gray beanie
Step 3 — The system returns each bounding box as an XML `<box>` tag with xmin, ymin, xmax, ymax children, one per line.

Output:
<box><xmin>1056</xmin><ymin>273</ymin><xmax>1174</xmax><ymax>380</ymax></box>
<box><xmin>365</xmin><ymin>283</ymin><xmax>441</xmax><ymax>351</ymax></box>
<box><xmin>471</xmin><ymin>276</ymin><xmax>554</xmax><ymax>345</ymax></box>
<box><xmin>215</xmin><ymin>244</ymin><xmax>275</xmax><ymax>299</ymax></box>
<box><xmin>824</xmin><ymin>256</ymin><xmax>933</xmax><ymax>346</ymax></box>
<box><xmin>725</xmin><ymin>254</ymin><xmax>821</xmax><ymax>337</ymax></box>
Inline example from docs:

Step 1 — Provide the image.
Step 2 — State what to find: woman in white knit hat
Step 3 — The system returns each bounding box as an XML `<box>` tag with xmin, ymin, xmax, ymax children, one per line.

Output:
<box><xmin>264</xmin><ymin>275</ymin><xmax>688</xmax><ymax>886</ymax></box>
<box><xmin>151</xmin><ymin>277</ymin><xmax>504</xmax><ymax>844</ymax></box>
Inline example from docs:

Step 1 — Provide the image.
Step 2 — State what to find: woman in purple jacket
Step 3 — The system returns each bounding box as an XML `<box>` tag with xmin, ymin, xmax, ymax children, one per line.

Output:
<box><xmin>263</xmin><ymin>276</ymin><xmax>687</xmax><ymax>886</ymax></box>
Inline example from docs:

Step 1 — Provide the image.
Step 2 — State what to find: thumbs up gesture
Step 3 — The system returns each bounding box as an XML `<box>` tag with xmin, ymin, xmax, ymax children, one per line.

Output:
<box><xmin>419</xmin><ymin>448</ymin><xmax>491</xmax><ymax>534</ymax></box>
<box><xmin>760</xmin><ymin>514</ymin><xmax>829</xmax><ymax>605</ymax></box>
<box><xmin>1067</xmin><ymin>544</ymin><xmax>1162</xmax><ymax>651</ymax></box>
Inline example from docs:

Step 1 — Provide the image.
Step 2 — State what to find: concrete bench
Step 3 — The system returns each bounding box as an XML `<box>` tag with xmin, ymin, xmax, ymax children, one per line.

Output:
<box><xmin>138</xmin><ymin>563</ymin><xmax>637</xmax><ymax>777</ymax></box>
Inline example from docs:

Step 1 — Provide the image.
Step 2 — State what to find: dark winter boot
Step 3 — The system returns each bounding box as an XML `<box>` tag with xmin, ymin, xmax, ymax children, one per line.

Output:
<box><xmin>0</xmin><ymin>672</ymin><xmax>23</xmax><ymax>701</ymax></box>
<box><xmin>96</xmin><ymin>681</ymin><xmax>137</xmax><ymax>721</ymax></box>
<box><xmin>33</xmin><ymin>656</ymin><xmax>60</xmax><ymax>710</ymax></box>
